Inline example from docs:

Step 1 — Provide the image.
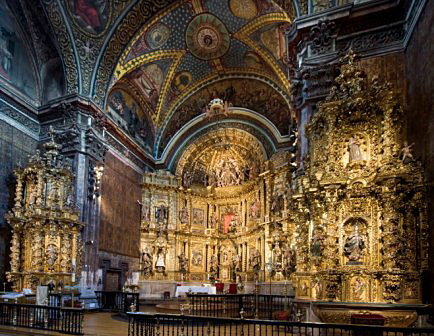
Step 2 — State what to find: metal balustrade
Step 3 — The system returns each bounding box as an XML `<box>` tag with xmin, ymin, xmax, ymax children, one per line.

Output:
<box><xmin>128</xmin><ymin>312</ymin><xmax>434</xmax><ymax>336</ymax></box>
<box><xmin>0</xmin><ymin>302</ymin><xmax>84</xmax><ymax>335</ymax></box>
<box><xmin>95</xmin><ymin>291</ymin><xmax>140</xmax><ymax>313</ymax></box>
<box><xmin>187</xmin><ymin>294</ymin><xmax>293</xmax><ymax>319</ymax></box>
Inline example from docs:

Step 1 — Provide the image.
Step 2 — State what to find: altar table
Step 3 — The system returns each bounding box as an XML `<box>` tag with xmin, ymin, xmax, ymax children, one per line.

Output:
<box><xmin>174</xmin><ymin>286</ymin><xmax>216</xmax><ymax>297</ymax></box>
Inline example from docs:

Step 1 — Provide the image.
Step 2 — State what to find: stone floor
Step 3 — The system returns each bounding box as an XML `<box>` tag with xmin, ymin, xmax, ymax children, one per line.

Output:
<box><xmin>0</xmin><ymin>312</ymin><xmax>131</xmax><ymax>335</ymax></box>
<box><xmin>83</xmin><ymin>312</ymin><xmax>129</xmax><ymax>336</ymax></box>
<box><xmin>0</xmin><ymin>306</ymin><xmax>160</xmax><ymax>336</ymax></box>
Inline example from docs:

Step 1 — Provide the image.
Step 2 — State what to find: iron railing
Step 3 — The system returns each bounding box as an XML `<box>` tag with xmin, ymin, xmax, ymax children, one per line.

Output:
<box><xmin>187</xmin><ymin>294</ymin><xmax>293</xmax><ymax>319</ymax></box>
<box><xmin>21</xmin><ymin>293</ymin><xmax>81</xmax><ymax>307</ymax></box>
<box><xmin>128</xmin><ymin>312</ymin><xmax>434</xmax><ymax>336</ymax></box>
<box><xmin>0</xmin><ymin>302</ymin><xmax>84</xmax><ymax>335</ymax></box>
<box><xmin>95</xmin><ymin>291</ymin><xmax>139</xmax><ymax>313</ymax></box>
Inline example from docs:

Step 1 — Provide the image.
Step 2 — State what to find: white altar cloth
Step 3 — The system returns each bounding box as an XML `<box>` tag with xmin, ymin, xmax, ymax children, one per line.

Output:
<box><xmin>175</xmin><ymin>286</ymin><xmax>216</xmax><ymax>297</ymax></box>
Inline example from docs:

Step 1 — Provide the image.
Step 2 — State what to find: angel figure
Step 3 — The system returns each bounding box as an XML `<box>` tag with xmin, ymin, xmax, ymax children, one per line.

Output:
<box><xmin>401</xmin><ymin>141</ymin><xmax>415</xmax><ymax>163</ymax></box>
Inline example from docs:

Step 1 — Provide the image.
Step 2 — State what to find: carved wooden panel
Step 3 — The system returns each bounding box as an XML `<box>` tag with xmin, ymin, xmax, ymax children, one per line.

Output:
<box><xmin>100</xmin><ymin>152</ymin><xmax>141</xmax><ymax>257</ymax></box>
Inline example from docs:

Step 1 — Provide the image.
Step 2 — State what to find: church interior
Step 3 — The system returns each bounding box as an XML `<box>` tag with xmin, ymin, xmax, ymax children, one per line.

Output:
<box><xmin>0</xmin><ymin>0</ymin><xmax>433</xmax><ymax>333</ymax></box>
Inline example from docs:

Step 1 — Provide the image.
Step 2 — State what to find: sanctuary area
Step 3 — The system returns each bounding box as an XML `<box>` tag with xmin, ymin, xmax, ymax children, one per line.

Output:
<box><xmin>0</xmin><ymin>0</ymin><xmax>433</xmax><ymax>333</ymax></box>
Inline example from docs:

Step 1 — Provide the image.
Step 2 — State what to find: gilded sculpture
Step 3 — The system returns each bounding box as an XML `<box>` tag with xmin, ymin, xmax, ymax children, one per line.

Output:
<box><xmin>6</xmin><ymin>128</ymin><xmax>84</xmax><ymax>291</ymax></box>
<box><xmin>293</xmin><ymin>50</ymin><xmax>428</xmax><ymax>310</ymax></box>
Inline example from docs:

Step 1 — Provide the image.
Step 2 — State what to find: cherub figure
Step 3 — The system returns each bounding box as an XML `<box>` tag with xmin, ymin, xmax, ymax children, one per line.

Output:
<box><xmin>401</xmin><ymin>141</ymin><xmax>415</xmax><ymax>163</ymax></box>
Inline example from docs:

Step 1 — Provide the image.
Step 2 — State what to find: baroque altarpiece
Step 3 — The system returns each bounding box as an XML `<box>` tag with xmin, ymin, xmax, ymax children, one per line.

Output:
<box><xmin>6</xmin><ymin>130</ymin><xmax>84</xmax><ymax>291</ymax></box>
<box><xmin>291</xmin><ymin>56</ymin><xmax>428</xmax><ymax>305</ymax></box>
<box><xmin>138</xmin><ymin>55</ymin><xmax>428</xmax><ymax>306</ymax></box>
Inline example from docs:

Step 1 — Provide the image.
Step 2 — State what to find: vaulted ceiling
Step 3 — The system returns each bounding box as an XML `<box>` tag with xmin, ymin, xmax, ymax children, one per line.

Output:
<box><xmin>4</xmin><ymin>0</ymin><xmax>358</xmax><ymax>167</ymax></box>
<box><xmin>105</xmin><ymin>0</ymin><xmax>294</xmax><ymax>159</ymax></box>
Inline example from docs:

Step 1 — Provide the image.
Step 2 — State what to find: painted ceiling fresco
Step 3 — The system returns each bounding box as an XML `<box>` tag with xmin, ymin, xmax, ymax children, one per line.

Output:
<box><xmin>158</xmin><ymin>78</ymin><xmax>291</xmax><ymax>156</ymax></box>
<box><xmin>107</xmin><ymin>0</ymin><xmax>293</xmax><ymax>158</ymax></box>
<box><xmin>0</xmin><ymin>0</ymin><xmax>38</xmax><ymax>101</ymax></box>
<box><xmin>107</xmin><ymin>88</ymin><xmax>154</xmax><ymax>154</ymax></box>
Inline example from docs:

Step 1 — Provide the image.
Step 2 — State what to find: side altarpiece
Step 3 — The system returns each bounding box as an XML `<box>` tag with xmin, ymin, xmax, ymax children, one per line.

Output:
<box><xmin>6</xmin><ymin>130</ymin><xmax>84</xmax><ymax>291</ymax></box>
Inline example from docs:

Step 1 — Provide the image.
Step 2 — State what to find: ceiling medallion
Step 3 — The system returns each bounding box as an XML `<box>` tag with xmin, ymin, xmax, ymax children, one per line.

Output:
<box><xmin>185</xmin><ymin>13</ymin><xmax>230</xmax><ymax>60</ymax></box>
<box><xmin>146</xmin><ymin>23</ymin><xmax>170</xmax><ymax>49</ymax></box>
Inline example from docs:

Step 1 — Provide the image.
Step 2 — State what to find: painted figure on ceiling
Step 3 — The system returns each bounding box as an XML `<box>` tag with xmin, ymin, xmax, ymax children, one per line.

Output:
<box><xmin>129</xmin><ymin>64</ymin><xmax>163</xmax><ymax>109</ymax></box>
<box><xmin>75</xmin><ymin>0</ymin><xmax>101</xmax><ymax>29</ymax></box>
<box><xmin>73</xmin><ymin>0</ymin><xmax>109</xmax><ymax>33</ymax></box>
<box><xmin>109</xmin><ymin>94</ymin><xmax>125</xmax><ymax>115</ymax></box>
<box><xmin>0</xmin><ymin>29</ymin><xmax>12</xmax><ymax>78</ymax></box>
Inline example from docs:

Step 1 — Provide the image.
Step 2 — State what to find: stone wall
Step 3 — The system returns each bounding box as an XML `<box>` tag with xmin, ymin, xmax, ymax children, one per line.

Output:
<box><xmin>405</xmin><ymin>0</ymin><xmax>434</xmax><ymax>305</ymax></box>
<box><xmin>0</xmin><ymin>120</ymin><xmax>38</xmax><ymax>284</ymax></box>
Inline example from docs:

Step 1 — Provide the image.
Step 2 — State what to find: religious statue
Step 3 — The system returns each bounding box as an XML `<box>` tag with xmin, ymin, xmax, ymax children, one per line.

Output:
<box><xmin>141</xmin><ymin>247</ymin><xmax>153</xmax><ymax>276</ymax></box>
<box><xmin>210</xmin><ymin>255</ymin><xmax>219</xmax><ymax>278</ymax></box>
<box><xmin>282</xmin><ymin>245</ymin><xmax>296</xmax><ymax>277</ymax></box>
<box><xmin>137</xmin><ymin>200</ymin><xmax>150</xmax><ymax>223</ymax></box>
<box><xmin>343</xmin><ymin>224</ymin><xmax>366</xmax><ymax>264</ymax></box>
<box><xmin>182</xmin><ymin>171</ymin><xmax>192</xmax><ymax>188</ymax></box>
<box><xmin>178</xmin><ymin>252</ymin><xmax>188</xmax><ymax>273</ymax></box>
<box><xmin>249</xmin><ymin>248</ymin><xmax>261</xmax><ymax>272</ymax></box>
<box><xmin>214</xmin><ymin>157</ymin><xmax>244</xmax><ymax>187</ymax></box>
<box><xmin>155</xmin><ymin>205</ymin><xmax>168</xmax><ymax>223</ymax></box>
<box><xmin>313</xmin><ymin>280</ymin><xmax>322</xmax><ymax>299</ymax></box>
<box><xmin>28</xmin><ymin>149</ymin><xmax>42</xmax><ymax>165</ymax></box>
<box><xmin>271</xmin><ymin>222</ymin><xmax>283</xmax><ymax>245</ymax></box>
<box><xmin>401</xmin><ymin>141</ymin><xmax>415</xmax><ymax>163</ymax></box>
<box><xmin>285</xmin><ymin>181</ymin><xmax>293</xmax><ymax>206</ymax></box>
<box><xmin>249</xmin><ymin>197</ymin><xmax>261</xmax><ymax>219</ymax></box>
<box><xmin>155</xmin><ymin>247</ymin><xmax>166</xmax><ymax>272</ymax></box>
<box><xmin>348</xmin><ymin>137</ymin><xmax>363</xmax><ymax>162</ymax></box>
<box><xmin>271</xmin><ymin>192</ymin><xmax>283</xmax><ymax>216</ymax></box>
<box><xmin>231</xmin><ymin>254</ymin><xmax>242</xmax><ymax>272</ymax></box>
<box><xmin>221</xmin><ymin>249</ymin><xmax>229</xmax><ymax>265</ymax></box>
<box><xmin>249</xmin><ymin>162</ymin><xmax>258</xmax><ymax>180</ymax></box>
<box><xmin>210</xmin><ymin>212</ymin><xmax>219</xmax><ymax>229</ymax></box>
<box><xmin>310</xmin><ymin>231</ymin><xmax>324</xmax><ymax>257</ymax></box>
<box><xmin>27</xmin><ymin>185</ymin><xmax>37</xmax><ymax>208</ymax></box>
<box><xmin>65</xmin><ymin>190</ymin><xmax>75</xmax><ymax>208</ymax></box>
<box><xmin>155</xmin><ymin>205</ymin><xmax>168</xmax><ymax>233</ymax></box>
<box><xmin>228</xmin><ymin>214</ymin><xmax>238</xmax><ymax>233</ymax></box>
<box><xmin>179</xmin><ymin>205</ymin><xmax>189</xmax><ymax>225</ymax></box>
<box><xmin>46</xmin><ymin>244</ymin><xmax>58</xmax><ymax>272</ymax></box>
<box><xmin>273</xmin><ymin>245</ymin><xmax>283</xmax><ymax>270</ymax></box>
